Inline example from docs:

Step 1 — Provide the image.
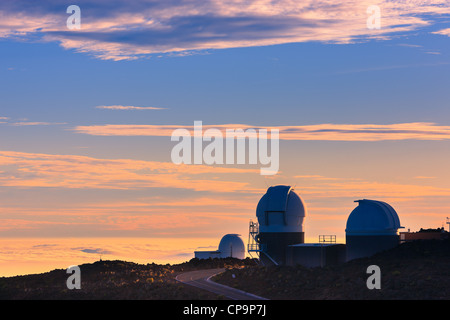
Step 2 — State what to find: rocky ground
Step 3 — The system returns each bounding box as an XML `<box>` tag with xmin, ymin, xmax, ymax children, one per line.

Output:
<box><xmin>0</xmin><ymin>258</ymin><xmax>252</xmax><ymax>300</ymax></box>
<box><xmin>213</xmin><ymin>239</ymin><xmax>450</xmax><ymax>300</ymax></box>
<box><xmin>1</xmin><ymin>239</ymin><xmax>449</xmax><ymax>300</ymax></box>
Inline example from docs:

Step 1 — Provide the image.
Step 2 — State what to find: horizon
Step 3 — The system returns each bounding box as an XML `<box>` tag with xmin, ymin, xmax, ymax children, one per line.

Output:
<box><xmin>1</xmin><ymin>0</ymin><xmax>450</xmax><ymax>277</ymax></box>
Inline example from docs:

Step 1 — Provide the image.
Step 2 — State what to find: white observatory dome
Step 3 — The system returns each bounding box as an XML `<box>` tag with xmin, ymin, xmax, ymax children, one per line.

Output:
<box><xmin>256</xmin><ymin>185</ymin><xmax>307</xmax><ymax>233</ymax></box>
<box><xmin>218</xmin><ymin>234</ymin><xmax>245</xmax><ymax>259</ymax></box>
<box><xmin>346</xmin><ymin>199</ymin><xmax>403</xmax><ymax>236</ymax></box>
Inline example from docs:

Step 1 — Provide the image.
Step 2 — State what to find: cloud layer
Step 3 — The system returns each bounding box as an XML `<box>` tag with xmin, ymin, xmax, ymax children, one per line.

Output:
<box><xmin>0</xmin><ymin>0</ymin><xmax>449</xmax><ymax>60</ymax></box>
<box><xmin>96</xmin><ymin>105</ymin><xmax>166</xmax><ymax>110</ymax></box>
<box><xmin>0</xmin><ymin>150</ymin><xmax>258</xmax><ymax>192</ymax></box>
<box><xmin>73</xmin><ymin>122</ymin><xmax>450</xmax><ymax>141</ymax></box>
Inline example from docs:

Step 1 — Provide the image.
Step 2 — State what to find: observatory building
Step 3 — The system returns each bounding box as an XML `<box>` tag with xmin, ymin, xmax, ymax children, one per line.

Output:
<box><xmin>254</xmin><ymin>185</ymin><xmax>306</xmax><ymax>265</ymax></box>
<box><xmin>248</xmin><ymin>185</ymin><xmax>404</xmax><ymax>267</ymax></box>
<box><xmin>345</xmin><ymin>199</ymin><xmax>403</xmax><ymax>261</ymax></box>
<box><xmin>194</xmin><ymin>234</ymin><xmax>246</xmax><ymax>260</ymax></box>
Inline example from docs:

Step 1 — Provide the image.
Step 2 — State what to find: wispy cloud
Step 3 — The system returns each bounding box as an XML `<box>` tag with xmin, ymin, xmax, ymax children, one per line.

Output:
<box><xmin>0</xmin><ymin>199</ymin><xmax>256</xmax><ymax>237</ymax></box>
<box><xmin>432</xmin><ymin>27</ymin><xmax>450</xmax><ymax>36</ymax></box>
<box><xmin>0</xmin><ymin>117</ymin><xmax>66</xmax><ymax>126</ymax></box>
<box><xmin>10</xmin><ymin>121</ymin><xmax>67</xmax><ymax>126</ymax></box>
<box><xmin>72</xmin><ymin>247</ymin><xmax>114</xmax><ymax>255</ymax></box>
<box><xmin>396</xmin><ymin>44</ymin><xmax>423</xmax><ymax>48</ymax></box>
<box><xmin>297</xmin><ymin>180</ymin><xmax>450</xmax><ymax>199</ymax></box>
<box><xmin>0</xmin><ymin>1</ymin><xmax>449</xmax><ymax>60</ymax></box>
<box><xmin>294</xmin><ymin>175</ymin><xmax>341</xmax><ymax>181</ymax></box>
<box><xmin>73</xmin><ymin>122</ymin><xmax>450</xmax><ymax>141</ymax></box>
<box><xmin>0</xmin><ymin>149</ymin><xmax>261</xmax><ymax>238</ymax></box>
<box><xmin>96</xmin><ymin>105</ymin><xmax>166</xmax><ymax>110</ymax></box>
<box><xmin>0</xmin><ymin>150</ymin><xmax>258</xmax><ymax>192</ymax></box>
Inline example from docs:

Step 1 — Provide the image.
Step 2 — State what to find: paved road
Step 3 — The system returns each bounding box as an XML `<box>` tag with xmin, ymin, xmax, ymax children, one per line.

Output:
<box><xmin>175</xmin><ymin>268</ymin><xmax>268</xmax><ymax>300</ymax></box>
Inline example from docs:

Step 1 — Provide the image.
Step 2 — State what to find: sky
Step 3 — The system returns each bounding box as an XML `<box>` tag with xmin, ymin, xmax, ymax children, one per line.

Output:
<box><xmin>1</xmin><ymin>0</ymin><xmax>450</xmax><ymax>276</ymax></box>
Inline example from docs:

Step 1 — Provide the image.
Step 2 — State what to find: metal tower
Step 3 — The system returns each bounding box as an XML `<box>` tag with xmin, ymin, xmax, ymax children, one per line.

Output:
<box><xmin>247</xmin><ymin>220</ymin><xmax>278</xmax><ymax>266</ymax></box>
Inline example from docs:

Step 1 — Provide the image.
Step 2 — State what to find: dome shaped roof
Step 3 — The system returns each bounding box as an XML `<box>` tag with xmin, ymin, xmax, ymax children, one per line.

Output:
<box><xmin>346</xmin><ymin>199</ymin><xmax>403</xmax><ymax>236</ymax></box>
<box><xmin>218</xmin><ymin>234</ymin><xmax>245</xmax><ymax>259</ymax></box>
<box><xmin>256</xmin><ymin>185</ymin><xmax>306</xmax><ymax>233</ymax></box>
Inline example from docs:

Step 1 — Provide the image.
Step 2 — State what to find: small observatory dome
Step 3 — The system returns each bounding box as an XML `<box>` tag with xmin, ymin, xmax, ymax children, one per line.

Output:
<box><xmin>256</xmin><ymin>185</ymin><xmax>307</xmax><ymax>233</ymax></box>
<box><xmin>346</xmin><ymin>199</ymin><xmax>403</xmax><ymax>236</ymax></box>
<box><xmin>345</xmin><ymin>199</ymin><xmax>403</xmax><ymax>261</ymax></box>
<box><xmin>218</xmin><ymin>234</ymin><xmax>245</xmax><ymax>259</ymax></box>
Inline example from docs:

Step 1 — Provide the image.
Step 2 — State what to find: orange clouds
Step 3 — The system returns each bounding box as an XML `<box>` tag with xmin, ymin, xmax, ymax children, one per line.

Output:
<box><xmin>301</xmin><ymin>180</ymin><xmax>450</xmax><ymax>199</ymax></box>
<box><xmin>290</xmin><ymin>174</ymin><xmax>450</xmax><ymax>202</ymax></box>
<box><xmin>432</xmin><ymin>28</ymin><xmax>450</xmax><ymax>36</ymax></box>
<box><xmin>0</xmin><ymin>150</ymin><xmax>258</xmax><ymax>192</ymax></box>
<box><xmin>0</xmin><ymin>150</ymin><xmax>259</xmax><ymax>238</ymax></box>
<box><xmin>74</xmin><ymin>122</ymin><xmax>450</xmax><ymax>141</ymax></box>
<box><xmin>0</xmin><ymin>198</ymin><xmax>254</xmax><ymax>237</ymax></box>
<box><xmin>1</xmin><ymin>148</ymin><xmax>449</xmax><ymax>259</ymax></box>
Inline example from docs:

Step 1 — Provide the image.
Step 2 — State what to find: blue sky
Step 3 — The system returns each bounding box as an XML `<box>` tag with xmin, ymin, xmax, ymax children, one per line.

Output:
<box><xmin>1</xmin><ymin>32</ymin><xmax>450</xmax><ymax>161</ymax></box>
<box><xmin>1</xmin><ymin>34</ymin><xmax>450</xmax><ymax>128</ymax></box>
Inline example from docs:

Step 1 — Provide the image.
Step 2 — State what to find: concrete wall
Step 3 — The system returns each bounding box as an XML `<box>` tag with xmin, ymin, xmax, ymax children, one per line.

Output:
<box><xmin>286</xmin><ymin>244</ymin><xmax>346</xmax><ymax>268</ymax></box>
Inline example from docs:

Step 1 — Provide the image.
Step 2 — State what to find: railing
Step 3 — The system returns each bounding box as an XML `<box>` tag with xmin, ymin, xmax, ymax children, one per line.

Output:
<box><xmin>248</xmin><ymin>220</ymin><xmax>260</xmax><ymax>252</ymax></box>
<box><xmin>319</xmin><ymin>235</ymin><xmax>336</xmax><ymax>244</ymax></box>
<box><xmin>247</xmin><ymin>220</ymin><xmax>279</xmax><ymax>266</ymax></box>
<box><xmin>247</xmin><ymin>220</ymin><xmax>262</xmax><ymax>264</ymax></box>
<box><xmin>248</xmin><ymin>242</ymin><xmax>260</xmax><ymax>251</ymax></box>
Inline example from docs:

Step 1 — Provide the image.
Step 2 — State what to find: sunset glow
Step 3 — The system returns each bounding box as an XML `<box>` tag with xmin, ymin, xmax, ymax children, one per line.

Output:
<box><xmin>1</xmin><ymin>0</ymin><xmax>450</xmax><ymax>277</ymax></box>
